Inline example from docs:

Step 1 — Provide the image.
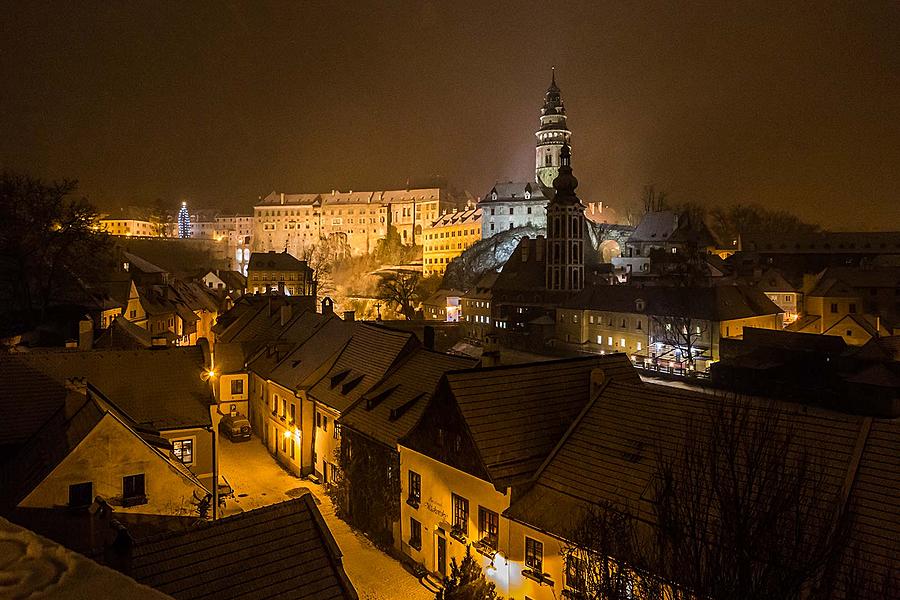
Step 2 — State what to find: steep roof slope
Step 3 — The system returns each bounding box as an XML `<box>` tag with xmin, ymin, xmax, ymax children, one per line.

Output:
<box><xmin>261</xmin><ymin>317</ymin><xmax>356</xmax><ymax>390</ymax></box>
<box><xmin>341</xmin><ymin>349</ymin><xmax>478</xmax><ymax>447</ymax></box>
<box><xmin>129</xmin><ymin>495</ymin><xmax>358</xmax><ymax>600</ymax></box>
<box><xmin>432</xmin><ymin>354</ymin><xmax>640</xmax><ymax>488</ymax></box>
<box><xmin>306</xmin><ymin>324</ymin><xmax>419</xmax><ymax>413</ymax></box>
<box><xmin>0</xmin><ymin>356</ymin><xmax>70</xmax><ymax>448</ymax></box>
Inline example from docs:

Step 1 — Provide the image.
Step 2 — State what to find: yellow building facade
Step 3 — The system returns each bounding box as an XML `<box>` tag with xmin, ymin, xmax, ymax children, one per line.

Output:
<box><xmin>423</xmin><ymin>207</ymin><xmax>482</xmax><ymax>277</ymax></box>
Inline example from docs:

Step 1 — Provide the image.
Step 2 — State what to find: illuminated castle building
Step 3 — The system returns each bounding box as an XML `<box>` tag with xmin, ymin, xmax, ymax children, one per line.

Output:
<box><xmin>535</xmin><ymin>67</ymin><xmax>572</xmax><ymax>197</ymax></box>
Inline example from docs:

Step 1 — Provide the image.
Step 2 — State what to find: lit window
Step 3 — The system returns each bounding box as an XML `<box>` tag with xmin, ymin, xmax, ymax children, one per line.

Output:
<box><xmin>408</xmin><ymin>471</ymin><xmax>421</xmax><ymax>504</ymax></box>
<box><xmin>525</xmin><ymin>537</ymin><xmax>543</xmax><ymax>573</ymax></box>
<box><xmin>172</xmin><ymin>439</ymin><xmax>193</xmax><ymax>465</ymax></box>
<box><xmin>452</xmin><ymin>493</ymin><xmax>469</xmax><ymax>536</ymax></box>
<box><xmin>478</xmin><ymin>507</ymin><xmax>499</xmax><ymax>549</ymax></box>
<box><xmin>230</xmin><ymin>379</ymin><xmax>244</xmax><ymax>395</ymax></box>
<box><xmin>409</xmin><ymin>517</ymin><xmax>422</xmax><ymax>550</ymax></box>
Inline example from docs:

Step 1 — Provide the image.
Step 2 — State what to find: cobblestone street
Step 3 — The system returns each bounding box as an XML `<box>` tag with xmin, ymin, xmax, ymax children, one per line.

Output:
<box><xmin>217</xmin><ymin>435</ymin><xmax>433</xmax><ymax>600</ymax></box>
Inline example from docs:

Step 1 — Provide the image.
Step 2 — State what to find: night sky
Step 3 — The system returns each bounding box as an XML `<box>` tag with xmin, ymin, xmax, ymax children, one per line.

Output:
<box><xmin>2</xmin><ymin>2</ymin><xmax>898</xmax><ymax>229</ymax></box>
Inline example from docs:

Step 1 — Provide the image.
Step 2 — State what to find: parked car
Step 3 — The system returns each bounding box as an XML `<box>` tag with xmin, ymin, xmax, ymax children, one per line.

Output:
<box><xmin>219</xmin><ymin>413</ymin><xmax>251</xmax><ymax>442</ymax></box>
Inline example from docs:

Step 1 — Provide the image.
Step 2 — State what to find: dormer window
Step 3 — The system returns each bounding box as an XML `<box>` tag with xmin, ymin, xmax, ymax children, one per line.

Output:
<box><xmin>524</xmin><ymin>190</ymin><xmax>531</xmax><ymax>200</ymax></box>
<box><xmin>491</xmin><ymin>191</ymin><xmax>498</xmax><ymax>201</ymax></box>
<box><xmin>635</xmin><ymin>299</ymin><xmax>646</xmax><ymax>312</ymax></box>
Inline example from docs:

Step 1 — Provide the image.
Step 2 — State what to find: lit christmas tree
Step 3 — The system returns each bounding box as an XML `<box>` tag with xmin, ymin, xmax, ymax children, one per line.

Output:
<box><xmin>178</xmin><ymin>201</ymin><xmax>191</xmax><ymax>238</ymax></box>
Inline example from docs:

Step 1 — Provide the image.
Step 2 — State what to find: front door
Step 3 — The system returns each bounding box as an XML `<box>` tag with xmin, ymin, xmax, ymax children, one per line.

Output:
<box><xmin>436</xmin><ymin>534</ymin><xmax>447</xmax><ymax>577</ymax></box>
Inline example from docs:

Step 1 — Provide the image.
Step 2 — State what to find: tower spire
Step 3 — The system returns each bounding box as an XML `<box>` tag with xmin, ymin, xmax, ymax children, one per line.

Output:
<box><xmin>535</xmin><ymin>67</ymin><xmax>571</xmax><ymax>196</ymax></box>
<box><xmin>551</xmin><ymin>65</ymin><xmax>556</xmax><ymax>87</ymax></box>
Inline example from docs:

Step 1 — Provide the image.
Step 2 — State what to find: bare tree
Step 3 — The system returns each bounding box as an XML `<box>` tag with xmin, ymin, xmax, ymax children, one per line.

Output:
<box><xmin>375</xmin><ymin>270</ymin><xmax>421</xmax><ymax>320</ymax></box>
<box><xmin>566</xmin><ymin>394</ymin><xmax>856</xmax><ymax>600</ymax></box>
<box><xmin>0</xmin><ymin>173</ymin><xmax>112</xmax><ymax>323</ymax></box>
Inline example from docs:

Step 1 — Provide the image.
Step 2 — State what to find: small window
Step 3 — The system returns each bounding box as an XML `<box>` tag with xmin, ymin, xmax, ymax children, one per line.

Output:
<box><xmin>408</xmin><ymin>471</ymin><xmax>421</xmax><ymax>504</ymax></box>
<box><xmin>478</xmin><ymin>506</ymin><xmax>499</xmax><ymax>549</ymax></box>
<box><xmin>316</xmin><ymin>412</ymin><xmax>321</xmax><ymax>428</ymax></box>
<box><xmin>68</xmin><ymin>482</ymin><xmax>93</xmax><ymax>508</ymax></box>
<box><xmin>830</xmin><ymin>303</ymin><xmax>838</xmax><ymax>313</ymax></box>
<box><xmin>230</xmin><ymin>379</ymin><xmax>244</xmax><ymax>395</ymax></box>
<box><xmin>290</xmin><ymin>438</ymin><xmax>295</xmax><ymax>459</ymax></box>
<box><xmin>849</xmin><ymin>303</ymin><xmax>857</xmax><ymax>314</ymax></box>
<box><xmin>452</xmin><ymin>493</ymin><xmax>469</xmax><ymax>536</ymax></box>
<box><xmin>525</xmin><ymin>537</ymin><xmax>543</xmax><ymax>573</ymax></box>
<box><xmin>323</xmin><ymin>416</ymin><xmax>328</xmax><ymax>431</ymax></box>
<box><xmin>172</xmin><ymin>439</ymin><xmax>193</xmax><ymax>465</ymax></box>
<box><xmin>123</xmin><ymin>474</ymin><xmax>146</xmax><ymax>500</ymax></box>
<box><xmin>409</xmin><ymin>517</ymin><xmax>422</xmax><ymax>550</ymax></box>
<box><xmin>334</xmin><ymin>422</ymin><xmax>341</xmax><ymax>439</ymax></box>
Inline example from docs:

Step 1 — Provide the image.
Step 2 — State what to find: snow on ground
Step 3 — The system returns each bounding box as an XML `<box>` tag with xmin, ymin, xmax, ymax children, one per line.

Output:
<box><xmin>218</xmin><ymin>436</ymin><xmax>433</xmax><ymax>600</ymax></box>
<box><xmin>0</xmin><ymin>516</ymin><xmax>169</xmax><ymax>600</ymax></box>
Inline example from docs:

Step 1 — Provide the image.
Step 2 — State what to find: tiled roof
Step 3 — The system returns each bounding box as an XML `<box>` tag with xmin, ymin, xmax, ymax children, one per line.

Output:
<box><xmin>0</xmin><ymin>356</ymin><xmax>70</xmax><ymax>447</ymax></box>
<box><xmin>0</xmin><ymin>391</ymin><xmax>104</xmax><ymax>509</ymax></box>
<box><xmin>214</xmin><ymin>300</ymin><xmax>320</xmax><ymax>345</ymax></box>
<box><xmin>306</xmin><ymin>324</ymin><xmax>419</xmax><ymax>413</ymax></box>
<box><xmin>248</xmin><ymin>251</ymin><xmax>310</xmax><ymax>272</ymax></box>
<box><xmin>124</xmin><ymin>252</ymin><xmax>167</xmax><ymax>274</ymax></box>
<box><xmin>439</xmin><ymin>354</ymin><xmax>640</xmax><ymax>488</ymax></box>
<box><xmin>129</xmin><ymin>495</ymin><xmax>358</xmax><ymax>600</ymax></box>
<box><xmin>479</xmin><ymin>181</ymin><xmax>548</xmax><ymax>204</ymax></box>
<box><xmin>18</xmin><ymin>348</ymin><xmax>212</xmax><ymax>430</ymax></box>
<box><xmin>627</xmin><ymin>211</ymin><xmax>679</xmax><ymax>243</ymax></box>
<box><xmin>256</xmin><ymin>192</ymin><xmax>321</xmax><ymax>207</ymax></box>
<box><xmin>340</xmin><ymin>349</ymin><xmax>478</xmax><ymax>448</ymax></box>
<box><xmin>562</xmin><ymin>284</ymin><xmax>782</xmax><ymax>321</ymax></box>
<box><xmin>430</xmin><ymin>207</ymin><xmax>481</xmax><ymax>228</ymax></box>
<box><xmin>261</xmin><ymin>317</ymin><xmax>356</xmax><ymax>390</ymax></box>
<box><xmin>93</xmin><ymin>316</ymin><xmax>153</xmax><ymax>350</ymax></box>
<box><xmin>504</xmin><ymin>380</ymin><xmax>898</xmax><ymax>586</ymax></box>
<box><xmin>2</xmin><ymin>391</ymin><xmax>209</xmax><ymax>510</ymax></box>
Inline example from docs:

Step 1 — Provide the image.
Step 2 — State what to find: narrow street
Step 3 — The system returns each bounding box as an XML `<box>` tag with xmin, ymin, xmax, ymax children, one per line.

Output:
<box><xmin>217</xmin><ymin>435</ymin><xmax>433</xmax><ymax>600</ymax></box>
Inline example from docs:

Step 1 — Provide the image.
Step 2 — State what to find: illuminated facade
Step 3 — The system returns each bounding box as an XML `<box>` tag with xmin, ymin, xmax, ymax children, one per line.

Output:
<box><xmin>99</xmin><ymin>218</ymin><xmax>157</xmax><ymax>237</ymax></box>
<box><xmin>246</xmin><ymin>250</ymin><xmax>315</xmax><ymax>296</ymax></box>
<box><xmin>423</xmin><ymin>207</ymin><xmax>481</xmax><ymax>276</ymax></box>
<box><xmin>478</xmin><ymin>182</ymin><xmax>548</xmax><ymax>239</ymax></box>
<box><xmin>535</xmin><ymin>68</ymin><xmax>572</xmax><ymax>195</ymax></box>
<box><xmin>545</xmin><ymin>144</ymin><xmax>585</xmax><ymax>292</ymax></box>
<box><xmin>252</xmin><ymin>188</ymin><xmax>468</xmax><ymax>258</ymax></box>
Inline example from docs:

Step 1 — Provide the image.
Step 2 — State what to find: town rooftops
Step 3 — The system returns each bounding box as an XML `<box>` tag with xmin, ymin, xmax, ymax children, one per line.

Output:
<box><xmin>0</xmin><ymin>356</ymin><xmax>70</xmax><ymax>449</ymax></box>
<box><xmin>479</xmin><ymin>181</ymin><xmax>548</xmax><ymax>204</ymax></box>
<box><xmin>503</xmin><ymin>379</ymin><xmax>898</xmax><ymax>588</ymax></box>
<box><xmin>93</xmin><ymin>315</ymin><xmax>153</xmax><ymax>350</ymax></box>
<box><xmin>306</xmin><ymin>324</ymin><xmax>420</xmax><ymax>413</ymax></box>
<box><xmin>128</xmin><ymin>495</ymin><xmax>357</xmax><ymax>600</ymax></box>
<box><xmin>561</xmin><ymin>284</ymin><xmax>783</xmax><ymax>321</ymax></box>
<box><xmin>627</xmin><ymin>211</ymin><xmax>680</xmax><ymax>244</ymax></box>
<box><xmin>430</xmin><ymin>206</ymin><xmax>481</xmax><ymax>228</ymax></box>
<box><xmin>341</xmin><ymin>348</ymin><xmax>478</xmax><ymax>448</ymax></box>
<box><xmin>18</xmin><ymin>347</ymin><xmax>213</xmax><ymax>430</ymax></box>
<box><xmin>1</xmin><ymin>390</ymin><xmax>208</xmax><ymax>511</ymax></box>
<box><xmin>403</xmin><ymin>354</ymin><xmax>640</xmax><ymax>489</ymax></box>
<box><xmin>247</xmin><ymin>250</ymin><xmax>310</xmax><ymax>272</ymax></box>
<box><xmin>256</xmin><ymin>192</ymin><xmax>321</xmax><ymax>207</ymax></box>
<box><xmin>261</xmin><ymin>316</ymin><xmax>356</xmax><ymax>390</ymax></box>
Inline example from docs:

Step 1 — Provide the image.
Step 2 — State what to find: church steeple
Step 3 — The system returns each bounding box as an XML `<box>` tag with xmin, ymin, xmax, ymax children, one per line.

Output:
<box><xmin>535</xmin><ymin>67</ymin><xmax>572</xmax><ymax>197</ymax></box>
<box><xmin>545</xmin><ymin>143</ymin><xmax>585</xmax><ymax>292</ymax></box>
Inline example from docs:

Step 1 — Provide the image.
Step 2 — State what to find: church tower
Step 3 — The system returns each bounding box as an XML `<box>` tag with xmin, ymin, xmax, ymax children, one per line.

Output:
<box><xmin>535</xmin><ymin>67</ymin><xmax>572</xmax><ymax>197</ymax></box>
<box><xmin>545</xmin><ymin>143</ymin><xmax>585</xmax><ymax>292</ymax></box>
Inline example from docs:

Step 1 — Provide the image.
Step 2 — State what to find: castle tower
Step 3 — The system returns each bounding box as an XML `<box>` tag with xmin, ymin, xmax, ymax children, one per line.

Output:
<box><xmin>535</xmin><ymin>67</ymin><xmax>572</xmax><ymax>197</ymax></box>
<box><xmin>545</xmin><ymin>144</ymin><xmax>585</xmax><ymax>292</ymax></box>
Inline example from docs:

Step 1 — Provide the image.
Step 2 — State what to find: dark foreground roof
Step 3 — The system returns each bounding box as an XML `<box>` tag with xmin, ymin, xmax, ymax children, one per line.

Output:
<box><xmin>129</xmin><ymin>495</ymin><xmax>358</xmax><ymax>600</ymax></box>
<box><xmin>341</xmin><ymin>348</ymin><xmax>478</xmax><ymax>448</ymax></box>
<box><xmin>505</xmin><ymin>380</ymin><xmax>899</xmax><ymax>591</ymax></box>
<box><xmin>18</xmin><ymin>347</ymin><xmax>212</xmax><ymax>430</ymax></box>
<box><xmin>0</xmin><ymin>355</ymin><xmax>70</xmax><ymax>448</ymax></box>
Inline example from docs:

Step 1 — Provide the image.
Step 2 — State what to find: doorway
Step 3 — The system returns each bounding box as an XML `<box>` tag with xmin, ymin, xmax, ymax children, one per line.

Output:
<box><xmin>436</xmin><ymin>533</ymin><xmax>447</xmax><ymax>577</ymax></box>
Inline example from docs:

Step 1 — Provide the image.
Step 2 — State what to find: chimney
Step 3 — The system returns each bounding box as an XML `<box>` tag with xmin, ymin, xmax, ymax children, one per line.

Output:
<box><xmin>280</xmin><ymin>192</ymin><xmax>285</xmax><ymax>205</ymax></box>
<box><xmin>590</xmin><ymin>368</ymin><xmax>607</xmax><ymax>397</ymax></box>
<box><xmin>424</xmin><ymin>325</ymin><xmax>435</xmax><ymax>350</ymax></box>
<box><xmin>343</xmin><ymin>310</ymin><xmax>355</xmax><ymax>322</ymax></box>
<box><xmin>482</xmin><ymin>333</ymin><xmax>501</xmax><ymax>367</ymax></box>
<box><xmin>280</xmin><ymin>304</ymin><xmax>292</xmax><ymax>327</ymax></box>
<box><xmin>78</xmin><ymin>319</ymin><xmax>93</xmax><ymax>351</ymax></box>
